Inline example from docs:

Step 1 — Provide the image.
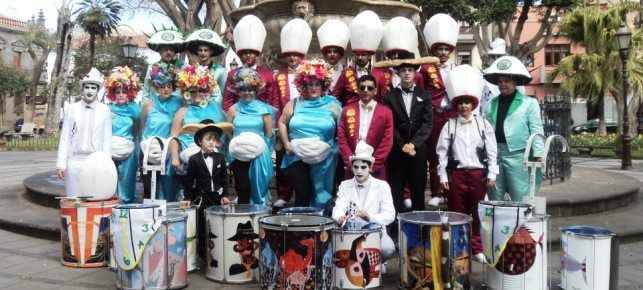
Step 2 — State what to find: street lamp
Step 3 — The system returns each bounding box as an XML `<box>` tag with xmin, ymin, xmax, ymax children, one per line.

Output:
<box><xmin>121</xmin><ymin>37</ymin><xmax>138</xmax><ymax>66</ymax></box>
<box><xmin>63</xmin><ymin>74</ymin><xmax>74</xmax><ymax>119</ymax></box>
<box><xmin>230</xmin><ymin>59</ymin><xmax>239</xmax><ymax>70</ymax></box>
<box><xmin>616</xmin><ymin>24</ymin><xmax>632</xmax><ymax>170</ymax></box>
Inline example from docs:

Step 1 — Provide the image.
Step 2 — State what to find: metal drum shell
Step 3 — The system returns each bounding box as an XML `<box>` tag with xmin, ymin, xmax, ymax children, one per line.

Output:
<box><xmin>560</xmin><ymin>226</ymin><xmax>615</xmax><ymax>290</ymax></box>
<box><xmin>167</xmin><ymin>202</ymin><xmax>198</xmax><ymax>272</ymax></box>
<box><xmin>331</xmin><ymin>223</ymin><xmax>383</xmax><ymax>289</ymax></box>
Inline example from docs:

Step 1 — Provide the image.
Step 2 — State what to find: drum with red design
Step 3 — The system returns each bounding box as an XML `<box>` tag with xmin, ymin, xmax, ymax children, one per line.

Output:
<box><xmin>331</xmin><ymin>222</ymin><xmax>382</xmax><ymax>289</ymax></box>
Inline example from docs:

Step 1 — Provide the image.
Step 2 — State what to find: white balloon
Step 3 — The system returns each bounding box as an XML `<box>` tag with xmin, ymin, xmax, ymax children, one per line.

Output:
<box><xmin>79</xmin><ymin>152</ymin><xmax>117</xmax><ymax>201</ymax></box>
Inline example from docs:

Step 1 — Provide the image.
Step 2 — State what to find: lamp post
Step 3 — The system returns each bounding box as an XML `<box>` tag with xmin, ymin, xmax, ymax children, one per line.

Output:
<box><xmin>229</xmin><ymin>59</ymin><xmax>239</xmax><ymax>70</ymax></box>
<box><xmin>121</xmin><ymin>37</ymin><xmax>138</xmax><ymax>66</ymax></box>
<box><xmin>62</xmin><ymin>74</ymin><xmax>74</xmax><ymax>119</ymax></box>
<box><xmin>616</xmin><ymin>24</ymin><xmax>632</xmax><ymax>170</ymax></box>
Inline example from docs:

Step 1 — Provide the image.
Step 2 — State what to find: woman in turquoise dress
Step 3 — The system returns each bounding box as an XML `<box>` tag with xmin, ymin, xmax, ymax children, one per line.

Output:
<box><xmin>226</xmin><ymin>68</ymin><xmax>276</xmax><ymax>205</ymax></box>
<box><xmin>278</xmin><ymin>60</ymin><xmax>342</xmax><ymax>213</ymax></box>
<box><xmin>140</xmin><ymin>63</ymin><xmax>183</xmax><ymax>201</ymax></box>
<box><xmin>105</xmin><ymin>66</ymin><xmax>142</xmax><ymax>204</ymax></box>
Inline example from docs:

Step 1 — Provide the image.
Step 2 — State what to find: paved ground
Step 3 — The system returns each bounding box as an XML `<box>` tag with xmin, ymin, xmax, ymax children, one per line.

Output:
<box><xmin>0</xmin><ymin>152</ymin><xmax>643</xmax><ymax>289</ymax></box>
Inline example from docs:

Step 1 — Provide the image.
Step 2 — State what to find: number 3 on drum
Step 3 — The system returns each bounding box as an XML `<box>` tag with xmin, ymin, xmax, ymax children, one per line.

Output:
<box><xmin>501</xmin><ymin>226</ymin><xmax>509</xmax><ymax>234</ymax></box>
<box><xmin>141</xmin><ymin>224</ymin><xmax>149</xmax><ymax>232</ymax></box>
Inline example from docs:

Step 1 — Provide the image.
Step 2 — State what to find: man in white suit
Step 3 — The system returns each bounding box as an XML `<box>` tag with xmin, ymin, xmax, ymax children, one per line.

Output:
<box><xmin>332</xmin><ymin>140</ymin><xmax>396</xmax><ymax>262</ymax></box>
<box><xmin>56</xmin><ymin>68</ymin><xmax>112</xmax><ymax>197</ymax></box>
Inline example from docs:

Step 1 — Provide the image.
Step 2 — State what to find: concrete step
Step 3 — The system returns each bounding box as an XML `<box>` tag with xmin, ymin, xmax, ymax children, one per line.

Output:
<box><xmin>0</xmin><ymin>187</ymin><xmax>58</xmax><ymax>241</ymax></box>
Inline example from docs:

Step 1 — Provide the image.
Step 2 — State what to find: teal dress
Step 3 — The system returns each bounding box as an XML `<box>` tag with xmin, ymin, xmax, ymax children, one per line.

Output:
<box><xmin>281</xmin><ymin>95</ymin><xmax>342</xmax><ymax>213</ymax></box>
<box><xmin>142</xmin><ymin>94</ymin><xmax>183</xmax><ymax>201</ymax></box>
<box><xmin>111</xmin><ymin>102</ymin><xmax>141</xmax><ymax>204</ymax></box>
<box><xmin>230</xmin><ymin>100</ymin><xmax>276</xmax><ymax>205</ymax></box>
<box><xmin>177</xmin><ymin>101</ymin><xmax>226</xmax><ymax>149</ymax></box>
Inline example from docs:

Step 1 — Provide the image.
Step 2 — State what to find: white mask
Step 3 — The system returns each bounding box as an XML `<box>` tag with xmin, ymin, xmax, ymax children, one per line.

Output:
<box><xmin>351</xmin><ymin>160</ymin><xmax>371</xmax><ymax>184</ymax></box>
<box><xmin>82</xmin><ymin>84</ymin><xmax>99</xmax><ymax>103</ymax></box>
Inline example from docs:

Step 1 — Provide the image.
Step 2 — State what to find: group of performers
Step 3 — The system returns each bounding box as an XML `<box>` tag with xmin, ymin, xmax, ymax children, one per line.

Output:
<box><xmin>56</xmin><ymin>10</ymin><xmax>544</xmax><ymax>271</ymax></box>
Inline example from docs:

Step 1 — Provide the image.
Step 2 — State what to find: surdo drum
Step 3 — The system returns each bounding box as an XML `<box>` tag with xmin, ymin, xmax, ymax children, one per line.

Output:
<box><xmin>167</xmin><ymin>202</ymin><xmax>198</xmax><ymax>272</ymax></box>
<box><xmin>278</xmin><ymin>207</ymin><xmax>324</xmax><ymax>216</ymax></box>
<box><xmin>332</xmin><ymin>222</ymin><xmax>383</xmax><ymax>289</ymax></box>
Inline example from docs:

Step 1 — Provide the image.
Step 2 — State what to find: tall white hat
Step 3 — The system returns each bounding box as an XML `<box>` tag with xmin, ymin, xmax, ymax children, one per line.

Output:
<box><xmin>234</xmin><ymin>15</ymin><xmax>267</xmax><ymax>55</ymax></box>
<box><xmin>382</xmin><ymin>17</ymin><xmax>418</xmax><ymax>58</ymax></box>
<box><xmin>446</xmin><ymin>64</ymin><xmax>485</xmax><ymax>109</ymax></box>
<box><xmin>349</xmin><ymin>10</ymin><xmax>384</xmax><ymax>54</ymax></box>
<box><xmin>280</xmin><ymin>18</ymin><xmax>312</xmax><ymax>56</ymax></box>
<box><xmin>424</xmin><ymin>13</ymin><xmax>459</xmax><ymax>50</ymax></box>
<box><xmin>80</xmin><ymin>68</ymin><xmax>104</xmax><ymax>90</ymax></box>
<box><xmin>317</xmin><ymin>19</ymin><xmax>350</xmax><ymax>54</ymax></box>
<box><xmin>483</xmin><ymin>55</ymin><xmax>532</xmax><ymax>86</ymax></box>
<box><xmin>488</xmin><ymin>38</ymin><xmax>507</xmax><ymax>55</ymax></box>
<box><xmin>349</xmin><ymin>140</ymin><xmax>375</xmax><ymax>164</ymax></box>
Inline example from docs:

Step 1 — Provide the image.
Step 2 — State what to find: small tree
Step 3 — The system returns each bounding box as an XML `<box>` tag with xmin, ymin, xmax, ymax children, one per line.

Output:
<box><xmin>72</xmin><ymin>37</ymin><xmax>148</xmax><ymax>82</ymax></box>
<box><xmin>21</xmin><ymin>21</ymin><xmax>57</xmax><ymax>123</ymax></box>
<box><xmin>73</xmin><ymin>0</ymin><xmax>122</xmax><ymax>70</ymax></box>
<box><xmin>0</xmin><ymin>63</ymin><xmax>30</xmax><ymax>128</ymax></box>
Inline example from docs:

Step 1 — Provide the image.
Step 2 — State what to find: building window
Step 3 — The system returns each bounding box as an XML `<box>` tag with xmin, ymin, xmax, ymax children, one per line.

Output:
<box><xmin>545</xmin><ymin>44</ymin><xmax>570</xmax><ymax>66</ymax></box>
<box><xmin>457</xmin><ymin>50</ymin><xmax>471</xmax><ymax>65</ymax></box>
<box><xmin>13</xmin><ymin>51</ymin><xmax>21</xmax><ymax>68</ymax></box>
<box><xmin>525</xmin><ymin>54</ymin><xmax>535</xmax><ymax>67</ymax></box>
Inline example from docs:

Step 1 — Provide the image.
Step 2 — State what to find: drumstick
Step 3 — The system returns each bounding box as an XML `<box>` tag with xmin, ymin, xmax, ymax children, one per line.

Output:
<box><xmin>341</xmin><ymin>214</ymin><xmax>355</xmax><ymax>228</ymax></box>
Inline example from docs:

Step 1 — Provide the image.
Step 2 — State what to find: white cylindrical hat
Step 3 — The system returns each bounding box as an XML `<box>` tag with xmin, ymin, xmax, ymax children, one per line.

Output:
<box><xmin>424</xmin><ymin>13</ymin><xmax>459</xmax><ymax>50</ymax></box>
<box><xmin>446</xmin><ymin>64</ymin><xmax>485</xmax><ymax>109</ymax></box>
<box><xmin>317</xmin><ymin>19</ymin><xmax>350</xmax><ymax>55</ymax></box>
<box><xmin>234</xmin><ymin>15</ymin><xmax>267</xmax><ymax>55</ymax></box>
<box><xmin>280</xmin><ymin>18</ymin><xmax>312</xmax><ymax>56</ymax></box>
<box><xmin>349</xmin><ymin>10</ymin><xmax>384</xmax><ymax>54</ymax></box>
<box><xmin>483</xmin><ymin>55</ymin><xmax>532</xmax><ymax>86</ymax></box>
<box><xmin>382</xmin><ymin>17</ymin><xmax>418</xmax><ymax>58</ymax></box>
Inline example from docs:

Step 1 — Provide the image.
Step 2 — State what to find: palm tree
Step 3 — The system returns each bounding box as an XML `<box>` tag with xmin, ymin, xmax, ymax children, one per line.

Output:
<box><xmin>74</xmin><ymin>0</ymin><xmax>122</xmax><ymax>70</ymax></box>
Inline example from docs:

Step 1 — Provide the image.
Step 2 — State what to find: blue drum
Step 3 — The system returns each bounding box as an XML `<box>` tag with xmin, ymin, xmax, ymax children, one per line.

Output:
<box><xmin>278</xmin><ymin>207</ymin><xmax>324</xmax><ymax>216</ymax></box>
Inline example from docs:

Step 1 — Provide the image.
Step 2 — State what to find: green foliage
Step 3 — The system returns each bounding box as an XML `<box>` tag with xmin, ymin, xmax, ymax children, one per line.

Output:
<box><xmin>0</xmin><ymin>63</ymin><xmax>30</xmax><ymax>98</ymax></box>
<box><xmin>570</xmin><ymin>132</ymin><xmax>643</xmax><ymax>157</ymax></box>
<box><xmin>72</xmin><ymin>37</ymin><xmax>148</xmax><ymax>80</ymax></box>
<box><xmin>73</xmin><ymin>0</ymin><xmax>122</xmax><ymax>40</ymax></box>
<box><xmin>6</xmin><ymin>135</ymin><xmax>59</xmax><ymax>151</ymax></box>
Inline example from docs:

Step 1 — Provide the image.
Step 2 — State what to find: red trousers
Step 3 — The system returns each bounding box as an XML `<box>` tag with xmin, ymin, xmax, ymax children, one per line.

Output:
<box><xmin>447</xmin><ymin>168</ymin><xmax>486</xmax><ymax>254</ymax></box>
<box><xmin>427</xmin><ymin>109</ymin><xmax>457</xmax><ymax>197</ymax></box>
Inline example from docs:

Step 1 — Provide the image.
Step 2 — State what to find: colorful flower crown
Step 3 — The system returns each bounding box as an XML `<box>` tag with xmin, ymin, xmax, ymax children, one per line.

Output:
<box><xmin>150</xmin><ymin>63</ymin><xmax>177</xmax><ymax>88</ymax></box>
<box><xmin>233</xmin><ymin>68</ymin><xmax>264</xmax><ymax>93</ymax></box>
<box><xmin>177</xmin><ymin>65</ymin><xmax>218</xmax><ymax>107</ymax></box>
<box><xmin>294</xmin><ymin>59</ymin><xmax>333</xmax><ymax>98</ymax></box>
<box><xmin>104</xmin><ymin>66</ymin><xmax>142</xmax><ymax>102</ymax></box>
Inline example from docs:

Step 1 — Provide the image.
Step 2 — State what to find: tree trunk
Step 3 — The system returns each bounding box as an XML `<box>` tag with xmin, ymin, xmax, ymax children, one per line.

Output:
<box><xmin>25</xmin><ymin>49</ymin><xmax>51</xmax><ymax>124</ymax></box>
<box><xmin>598</xmin><ymin>90</ymin><xmax>607</xmax><ymax>135</ymax></box>
<box><xmin>45</xmin><ymin>4</ymin><xmax>73</xmax><ymax>135</ymax></box>
<box><xmin>88</xmin><ymin>34</ymin><xmax>96</xmax><ymax>70</ymax></box>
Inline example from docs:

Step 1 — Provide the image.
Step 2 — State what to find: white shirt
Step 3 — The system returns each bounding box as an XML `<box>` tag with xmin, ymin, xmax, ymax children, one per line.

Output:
<box><xmin>202</xmin><ymin>151</ymin><xmax>214</xmax><ymax>192</ymax></box>
<box><xmin>287</xmin><ymin>66</ymin><xmax>299</xmax><ymax>100</ymax></box>
<box><xmin>355</xmin><ymin>65</ymin><xmax>369</xmax><ymax>78</ymax></box>
<box><xmin>76</xmin><ymin>101</ymin><xmax>96</xmax><ymax>154</ymax></box>
<box><xmin>330</xmin><ymin>63</ymin><xmax>343</xmax><ymax>91</ymax></box>
<box><xmin>436</xmin><ymin>115</ymin><xmax>499</xmax><ymax>183</ymax></box>
<box><xmin>358</xmin><ymin>100</ymin><xmax>377</xmax><ymax>141</ymax></box>
<box><xmin>399</xmin><ymin>85</ymin><xmax>415</xmax><ymax>117</ymax></box>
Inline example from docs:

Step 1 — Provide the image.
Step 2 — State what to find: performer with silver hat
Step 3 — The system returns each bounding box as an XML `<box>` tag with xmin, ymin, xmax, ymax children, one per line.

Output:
<box><xmin>141</xmin><ymin>28</ymin><xmax>185</xmax><ymax>101</ymax></box>
<box><xmin>484</xmin><ymin>55</ymin><xmax>544</xmax><ymax>203</ymax></box>
<box><xmin>184</xmin><ymin>28</ymin><xmax>228</xmax><ymax>104</ymax></box>
<box><xmin>56</xmin><ymin>68</ymin><xmax>112</xmax><ymax>197</ymax></box>
<box><xmin>317</xmin><ymin>19</ymin><xmax>350</xmax><ymax>102</ymax></box>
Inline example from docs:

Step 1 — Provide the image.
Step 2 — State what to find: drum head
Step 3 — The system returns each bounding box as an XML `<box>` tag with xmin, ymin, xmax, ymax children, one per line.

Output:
<box><xmin>479</xmin><ymin>200</ymin><xmax>532</xmax><ymax>208</ymax></box>
<box><xmin>399</xmin><ymin>211</ymin><xmax>471</xmax><ymax>225</ymax></box>
<box><xmin>561</xmin><ymin>226</ymin><xmax>614</xmax><ymax>238</ymax></box>
<box><xmin>164</xmin><ymin>211</ymin><xmax>187</xmax><ymax>222</ymax></box>
<box><xmin>205</xmin><ymin>204</ymin><xmax>271</xmax><ymax>215</ymax></box>
<box><xmin>278</xmin><ymin>207</ymin><xmax>323</xmax><ymax>215</ymax></box>
<box><xmin>333</xmin><ymin>221</ymin><xmax>382</xmax><ymax>233</ymax></box>
<box><xmin>166</xmin><ymin>202</ymin><xmax>196</xmax><ymax>210</ymax></box>
<box><xmin>259</xmin><ymin>214</ymin><xmax>334</xmax><ymax>231</ymax></box>
<box><xmin>114</xmin><ymin>204</ymin><xmax>159</xmax><ymax>210</ymax></box>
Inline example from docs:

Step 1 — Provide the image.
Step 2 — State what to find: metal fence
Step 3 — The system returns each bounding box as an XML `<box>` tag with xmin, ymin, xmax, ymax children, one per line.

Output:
<box><xmin>5</xmin><ymin>133</ymin><xmax>59</xmax><ymax>150</ymax></box>
<box><xmin>541</xmin><ymin>94</ymin><xmax>572</xmax><ymax>183</ymax></box>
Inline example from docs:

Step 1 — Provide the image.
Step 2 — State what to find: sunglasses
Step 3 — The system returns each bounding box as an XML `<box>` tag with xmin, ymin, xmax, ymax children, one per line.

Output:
<box><xmin>359</xmin><ymin>85</ymin><xmax>375</xmax><ymax>92</ymax></box>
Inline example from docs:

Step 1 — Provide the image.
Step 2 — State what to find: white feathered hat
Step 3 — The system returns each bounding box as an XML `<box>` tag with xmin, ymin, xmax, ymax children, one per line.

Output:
<box><xmin>349</xmin><ymin>10</ymin><xmax>384</xmax><ymax>54</ymax></box>
<box><xmin>280</xmin><ymin>18</ymin><xmax>312</xmax><ymax>57</ymax></box>
<box><xmin>79</xmin><ymin>152</ymin><xmax>117</xmax><ymax>201</ymax></box>
<box><xmin>382</xmin><ymin>17</ymin><xmax>418</xmax><ymax>58</ymax></box>
<box><xmin>488</xmin><ymin>38</ymin><xmax>507</xmax><ymax>55</ymax></box>
<box><xmin>446</xmin><ymin>64</ymin><xmax>485</xmax><ymax>110</ymax></box>
<box><xmin>80</xmin><ymin>68</ymin><xmax>105</xmax><ymax>90</ymax></box>
<box><xmin>424</xmin><ymin>13</ymin><xmax>459</xmax><ymax>51</ymax></box>
<box><xmin>483</xmin><ymin>55</ymin><xmax>532</xmax><ymax>86</ymax></box>
<box><xmin>317</xmin><ymin>19</ymin><xmax>350</xmax><ymax>55</ymax></box>
<box><xmin>234</xmin><ymin>15</ymin><xmax>267</xmax><ymax>55</ymax></box>
<box><xmin>349</xmin><ymin>140</ymin><xmax>375</xmax><ymax>164</ymax></box>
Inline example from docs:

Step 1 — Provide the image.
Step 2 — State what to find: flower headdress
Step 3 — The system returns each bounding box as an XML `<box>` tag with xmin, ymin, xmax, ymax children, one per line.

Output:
<box><xmin>177</xmin><ymin>65</ymin><xmax>218</xmax><ymax>107</ymax></box>
<box><xmin>150</xmin><ymin>63</ymin><xmax>177</xmax><ymax>88</ymax></box>
<box><xmin>233</xmin><ymin>68</ymin><xmax>265</xmax><ymax>93</ymax></box>
<box><xmin>104</xmin><ymin>66</ymin><xmax>142</xmax><ymax>102</ymax></box>
<box><xmin>294</xmin><ymin>59</ymin><xmax>332</xmax><ymax>98</ymax></box>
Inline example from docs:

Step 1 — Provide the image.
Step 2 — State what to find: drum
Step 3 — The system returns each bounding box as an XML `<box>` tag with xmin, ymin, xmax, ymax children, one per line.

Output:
<box><xmin>479</xmin><ymin>201</ymin><xmax>548</xmax><ymax>290</ymax></box>
<box><xmin>259</xmin><ymin>214</ymin><xmax>335</xmax><ymax>289</ymax></box>
<box><xmin>331</xmin><ymin>222</ymin><xmax>383</xmax><ymax>289</ymax></box>
<box><xmin>204</xmin><ymin>204</ymin><xmax>271</xmax><ymax>283</ymax></box>
<box><xmin>398</xmin><ymin>211</ymin><xmax>472</xmax><ymax>290</ymax></box>
<box><xmin>60</xmin><ymin>197</ymin><xmax>120</xmax><ymax>268</ymax></box>
<box><xmin>115</xmin><ymin>210</ymin><xmax>188</xmax><ymax>290</ymax></box>
<box><xmin>167</xmin><ymin>202</ymin><xmax>198</xmax><ymax>272</ymax></box>
<box><xmin>278</xmin><ymin>207</ymin><xmax>324</xmax><ymax>216</ymax></box>
<box><xmin>560</xmin><ymin>226</ymin><xmax>616</xmax><ymax>290</ymax></box>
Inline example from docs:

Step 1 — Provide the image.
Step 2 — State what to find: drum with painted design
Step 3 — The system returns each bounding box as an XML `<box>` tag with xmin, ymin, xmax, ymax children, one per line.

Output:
<box><xmin>331</xmin><ymin>222</ymin><xmax>382</xmax><ymax>289</ymax></box>
<box><xmin>167</xmin><ymin>202</ymin><xmax>198</xmax><ymax>272</ymax></box>
<box><xmin>560</xmin><ymin>226</ymin><xmax>616</xmax><ymax>290</ymax></box>
<box><xmin>259</xmin><ymin>214</ymin><xmax>335</xmax><ymax>289</ymax></box>
<box><xmin>204</xmin><ymin>204</ymin><xmax>271</xmax><ymax>283</ymax></box>
<box><xmin>278</xmin><ymin>207</ymin><xmax>324</xmax><ymax>216</ymax></box>
<box><xmin>60</xmin><ymin>197</ymin><xmax>120</xmax><ymax>268</ymax></box>
<box><xmin>398</xmin><ymin>211</ymin><xmax>472</xmax><ymax>290</ymax></box>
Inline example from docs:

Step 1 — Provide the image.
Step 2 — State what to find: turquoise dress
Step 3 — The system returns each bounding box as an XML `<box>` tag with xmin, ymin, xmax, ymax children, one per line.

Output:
<box><xmin>230</xmin><ymin>100</ymin><xmax>276</xmax><ymax>205</ymax></box>
<box><xmin>177</xmin><ymin>101</ymin><xmax>226</xmax><ymax>149</ymax></box>
<box><xmin>281</xmin><ymin>95</ymin><xmax>342</xmax><ymax>213</ymax></box>
<box><xmin>111</xmin><ymin>102</ymin><xmax>141</xmax><ymax>204</ymax></box>
<box><xmin>142</xmin><ymin>94</ymin><xmax>183</xmax><ymax>201</ymax></box>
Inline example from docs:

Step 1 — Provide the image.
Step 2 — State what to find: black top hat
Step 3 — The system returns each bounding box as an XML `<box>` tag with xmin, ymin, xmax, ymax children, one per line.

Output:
<box><xmin>194</xmin><ymin>119</ymin><xmax>223</xmax><ymax>147</ymax></box>
<box><xmin>227</xmin><ymin>221</ymin><xmax>259</xmax><ymax>241</ymax></box>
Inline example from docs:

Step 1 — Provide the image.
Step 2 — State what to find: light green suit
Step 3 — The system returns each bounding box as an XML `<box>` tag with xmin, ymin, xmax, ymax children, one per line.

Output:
<box><xmin>208</xmin><ymin>63</ymin><xmax>227</xmax><ymax>105</ymax></box>
<box><xmin>485</xmin><ymin>90</ymin><xmax>544</xmax><ymax>202</ymax></box>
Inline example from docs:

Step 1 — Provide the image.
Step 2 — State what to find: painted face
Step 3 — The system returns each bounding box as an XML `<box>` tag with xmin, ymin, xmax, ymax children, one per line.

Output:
<box><xmin>157</xmin><ymin>83</ymin><xmax>173</xmax><ymax>100</ymax></box>
<box><xmin>496</xmin><ymin>76</ymin><xmax>517</xmax><ymax>96</ymax></box>
<box><xmin>306</xmin><ymin>79</ymin><xmax>322</xmax><ymax>98</ymax></box>
<box><xmin>433</xmin><ymin>44</ymin><xmax>453</xmax><ymax>63</ymax></box>
<box><xmin>456</xmin><ymin>99</ymin><xmax>475</xmax><ymax>118</ymax></box>
<box><xmin>200</xmin><ymin>132</ymin><xmax>219</xmax><ymax>152</ymax></box>
<box><xmin>351</xmin><ymin>160</ymin><xmax>371</xmax><ymax>183</ymax></box>
<box><xmin>82</xmin><ymin>83</ymin><xmax>99</xmax><ymax>103</ymax></box>
<box><xmin>397</xmin><ymin>67</ymin><xmax>416</xmax><ymax>87</ymax></box>
<box><xmin>241</xmin><ymin>51</ymin><xmax>258</xmax><ymax>66</ymax></box>
<box><xmin>286</xmin><ymin>53</ymin><xmax>302</xmax><ymax>69</ymax></box>
<box><xmin>239</xmin><ymin>87</ymin><xmax>256</xmax><ymax>103</ymax></box>
<box><xmin>358</xmin><ymin>80</ymin><xmax>376</xmax><ymax>104</ymax></box>
<box><xmin>192</xmin><ymin>89</ymin><xmax>208</xmax><ymax>105</ymax></box>
<box><xmin>354</xmin><ymin>52</ymin><xmax>371</xmax><ymax>68</ymax></box>
<box><xmin>197</xmin><ymin>45</ymin><xmax>212</xmax><ymax>63</ymax></box>
<box><xmin>159</xmin><ymin>46</ymin><xmax>177</xmax><ymax>63</ymax></box>
<box><xmin>114</xmin><ymin>87</ymin><xmax>129</xmax><ymax>105</ymax></box>
<box><xmin>324</xmin><ymin>47</ymin><xmax>342</xmax><ymax>66</ymax></box>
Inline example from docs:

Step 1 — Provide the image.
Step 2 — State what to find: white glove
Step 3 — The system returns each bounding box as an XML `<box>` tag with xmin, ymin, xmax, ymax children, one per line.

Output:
<box><xmin>229</xmin><ymin>132</ymin><xmax>266</xmax><ymax>162</ymax></box>
<box><xmin>111</xmin><ymin>136</ymin><xmax>135</xmax><ymax>161</ymax></box>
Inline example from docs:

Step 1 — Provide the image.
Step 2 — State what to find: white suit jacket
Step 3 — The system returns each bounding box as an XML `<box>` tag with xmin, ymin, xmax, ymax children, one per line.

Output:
<box><xmin>56</xmin><ymin>101</ymin><xmax>112</xmax><ymax>169</ymax></box>
<box><xmin>332</xmin><ymin>176</ymin><xmax>396</xmax><ymax>226</ymax></box>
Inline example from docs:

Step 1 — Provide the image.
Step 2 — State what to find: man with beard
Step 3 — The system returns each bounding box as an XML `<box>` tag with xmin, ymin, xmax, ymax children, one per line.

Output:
<box><xmin>185</xmin><ymin>28</ymin><xmax>228</xmax><ymax>104</ymax></box>
<box><xmin>317</xmin><ymin>19</ymin><xmax>350</xmax><ymax>104</ymax></box>
<box><xmin>272</xmin><ymin>18</ymin><xmax>313</xmax><ymax>208</ymax></box>
<box><xmin>142</xmin><ymin>29</ymin><xmax>185</xmax><ymax>101</ymax></box>
<box><xmin>57</xmin><ymin>68</ymin><xmax>112</xmax><ymax>197</ymax></box>
<box><xmin>223</xmin><ymin>15</ymin><xmax>276</xmax><ymax>111</ymax></box>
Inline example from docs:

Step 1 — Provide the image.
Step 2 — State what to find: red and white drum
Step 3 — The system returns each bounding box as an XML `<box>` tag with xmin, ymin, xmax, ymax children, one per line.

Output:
<box><xmin>167</xmin><ymin>202</ymin><xmax>198</xmax><ymax>272</ymax></box>
<box><xmin>60</xmin><ymin>197</ymin><xmax>120</xmax><ymax>268</ymax></box>
<box><xmin>331</xmin><ymin>222</ymin><xmax>383</xmax><ymax>289</ymax></box>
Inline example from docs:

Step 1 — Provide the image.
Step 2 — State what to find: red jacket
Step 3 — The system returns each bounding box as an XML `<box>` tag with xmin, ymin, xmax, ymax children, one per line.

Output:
<box><xmin>272</xmin><ymin>70</ymin><xmax>298</xmax><ymax>122</ymax></box>
<box><xmin>222</xmin><ymin>66</ymin><xmax>276</xmax><ymax>111</ymax></box>
<box><xmin>337</xmin><ymin>102</ymin><xmax>394</xmax><ymax>172</ymax></box>
<box><xmin>330</xmin><ymin>67</ymin><xmax>360</xmax><ymax>107</ymax></box>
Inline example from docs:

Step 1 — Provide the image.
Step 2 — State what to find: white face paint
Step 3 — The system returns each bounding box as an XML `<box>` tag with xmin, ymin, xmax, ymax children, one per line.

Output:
<box><xmin>82</xmin><ymin>83</ymin><xmax>99</xmax><ymax>103</ymax></box>
<box><xmin>351</xmin><ymin>160</ymin><xmax>371</xmax><ymax>184</ymax></box>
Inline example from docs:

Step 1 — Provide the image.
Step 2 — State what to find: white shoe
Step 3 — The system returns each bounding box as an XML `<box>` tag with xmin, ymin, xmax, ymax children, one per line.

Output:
<box><xmin>428</xmin><ymin>197</ymin><xmax>443</xmax><ymax>207</ymax></box>
<box><xmin>273</xmin><ymin>199</ymin><xmax>287</xmax><ymax>207</ymax></box>
<box><xmin>473</xmin><ymin>253</ymin><xmax>487</xmax><ymax>264</ymax></box>
<box><xmin>404</xmin><ymin>199</ymin><xmax>412</xmax><ymax>209</ymax></box>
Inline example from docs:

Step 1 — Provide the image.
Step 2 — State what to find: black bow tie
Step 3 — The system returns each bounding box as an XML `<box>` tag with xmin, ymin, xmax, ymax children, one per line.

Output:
<box><xmin>203</xmin><ymin>152</ymin><xmax>216</xmax><ymax>158</ymax></box>
<box><xmin>401</xmin><ymin>87</ymin><xmax>414</xmax><ymax>94</ymax></box>
<box><xmin>357</xmin><ymin>184</ymin><xmax>364</xmax><ymax>188</ymax></box>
